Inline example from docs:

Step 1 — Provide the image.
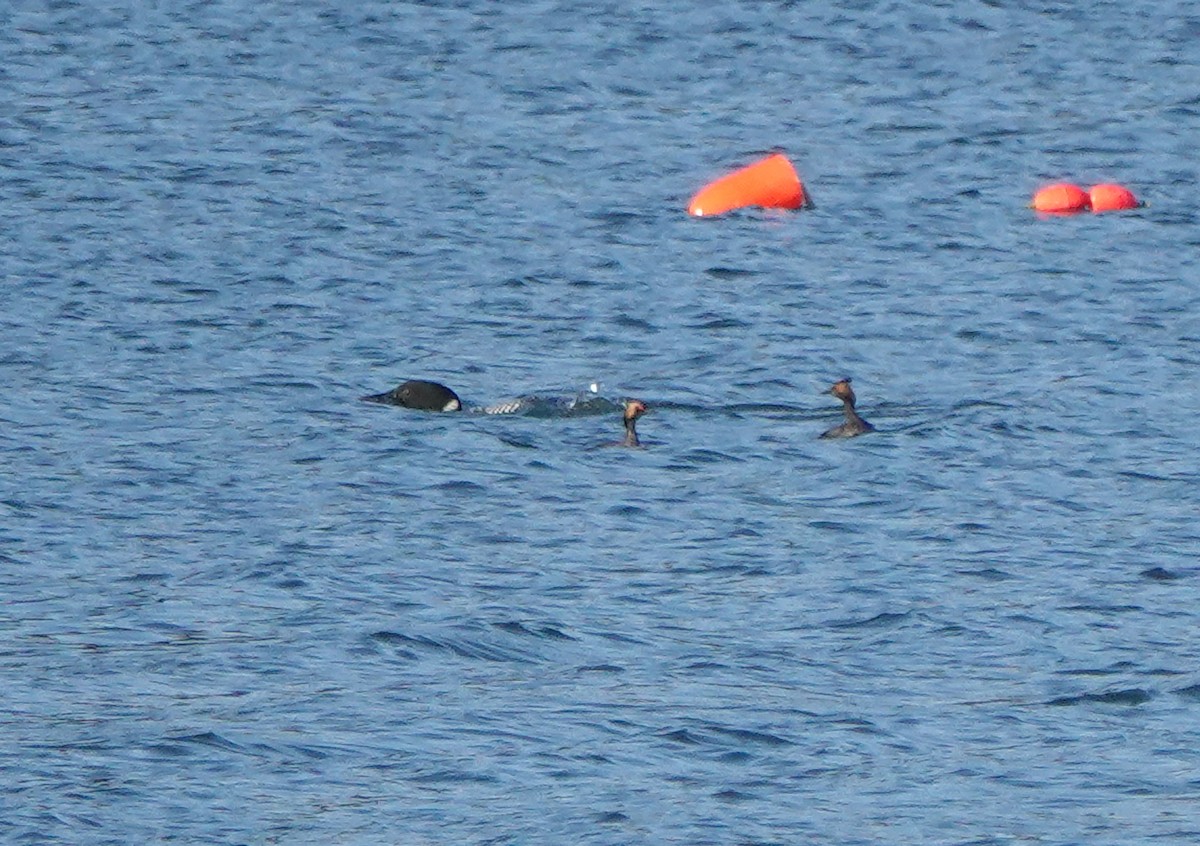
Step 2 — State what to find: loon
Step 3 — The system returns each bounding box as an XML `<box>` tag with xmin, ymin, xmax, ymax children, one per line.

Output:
<box><xmin>361</xmin><ymin>380</ymin><xmax>462</xmax><ymax>412</ymax></box>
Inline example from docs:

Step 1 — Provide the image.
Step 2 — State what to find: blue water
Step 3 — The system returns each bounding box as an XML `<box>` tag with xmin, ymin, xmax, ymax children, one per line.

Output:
<box><xmin>4</xmin><ymin>1</ymin><xmax>1200</xmax><ymax>843</ymax></box>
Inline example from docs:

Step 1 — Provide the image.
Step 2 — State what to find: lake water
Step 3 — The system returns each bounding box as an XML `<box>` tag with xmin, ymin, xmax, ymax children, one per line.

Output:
<box><xmin>4</xmin><ymin>1</ymin><xmax>1200</xmax><ymax>843</ymax></box>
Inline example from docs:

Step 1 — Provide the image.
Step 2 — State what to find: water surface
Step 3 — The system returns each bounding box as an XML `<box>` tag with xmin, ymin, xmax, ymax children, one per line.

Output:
<box><xmin>3</xmin><ymin>1</ymin><xmax>1200</xmax><ymax>843</ymax></box>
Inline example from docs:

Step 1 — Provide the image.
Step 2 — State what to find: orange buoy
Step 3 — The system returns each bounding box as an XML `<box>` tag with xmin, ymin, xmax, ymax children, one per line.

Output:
<box><xmin>1031</xmin><ymin>183</ymin><xmax>1089</xmax><ymax>214</ymax></box>
<box><xmin>687</xmin><ymin>153</ymin><xmax>809</xmax><ymax>217</ymax></box>
<box><xmin>1089</xmin><ymin>183</ymin><xmax>1139</xmax><ymax>213</ymax></box>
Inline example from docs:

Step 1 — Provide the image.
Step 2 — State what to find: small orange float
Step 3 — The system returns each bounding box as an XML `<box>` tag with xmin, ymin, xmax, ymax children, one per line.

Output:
<box><xmin>1031</xmin><ymin>183</ymin><xmax>1089</xmax><ymax>214</ymax></box>
<box><xmin>1089</xmin><ymin>183</ymin><xmax>1139</xmax><ymax>213</ymax></box>
<box><xmin>687</xmin><ymin>153</ymin><xmax>809</xmax><ymax>217</ymax></box>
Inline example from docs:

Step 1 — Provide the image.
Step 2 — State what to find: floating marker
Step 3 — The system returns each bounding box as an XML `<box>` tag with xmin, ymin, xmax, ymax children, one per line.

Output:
<box><xmin>687</xmin><ymin>153</ymin><xmax>809</xmax><ymax>217</ymax></box>
<box><xmin>1031</xmin><ymin>183</ymin><xmax>1089</xmax><ymax>214</ymax></box>
<box><xmin>1089</xmin><ymin>183</ymin><xmax>1139</xmax><ymax>213</ymax></box>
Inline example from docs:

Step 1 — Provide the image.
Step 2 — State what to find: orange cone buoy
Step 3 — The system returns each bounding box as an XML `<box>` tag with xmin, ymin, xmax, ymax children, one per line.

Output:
<box><xmin>1089</xmin><ymin>183</ymin><xmax>1139</xmax><ymax>213</ymax></box>
<box><xmin>687</xmin><ymin>153</ymin><xmax>809</xmax><ymax>217</ymax></box>
<box><xmin>1031</xmin><ymin>183</ymin><xmax>1089</xmax><ymax>214</ymax></box>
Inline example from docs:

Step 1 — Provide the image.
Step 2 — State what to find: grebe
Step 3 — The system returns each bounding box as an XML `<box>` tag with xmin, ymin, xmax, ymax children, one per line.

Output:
<box><xmin>361</xmin><ymin>380</ymin><xmax>462</xmax><ymax>412</ymax></box>
<box><xmin>820</xmin><ymin>378</ymin><xmax>874</xmax><ymax>439</ymax></box>
<box><xmin>614</xmin><ymin>399</ymin><xmax>648</xmax><ymax>447</ymax></box>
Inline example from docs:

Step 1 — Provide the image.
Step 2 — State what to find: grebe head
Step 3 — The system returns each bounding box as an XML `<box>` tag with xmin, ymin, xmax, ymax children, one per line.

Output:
<box><xmin>362</xmin><ymin>379</ymin><xmax>462</xmax><ymax>412</ymax></box>
<box><xmin>624</xmin><ymin>399</ymin><xmax>648</xmax><ymax>422</ymax></box>
<box><xmin>829</xmin><ymin>378</ymin><xmax>856</xmax><ymax>405</ymax></box>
